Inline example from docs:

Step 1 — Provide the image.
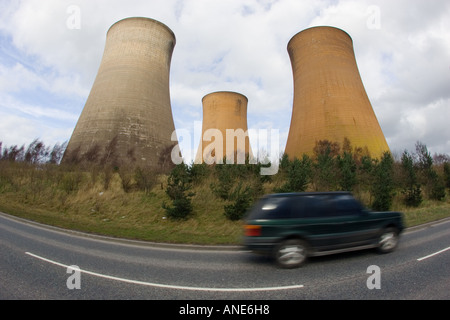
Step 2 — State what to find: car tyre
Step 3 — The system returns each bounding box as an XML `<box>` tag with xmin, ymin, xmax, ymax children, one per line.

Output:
<box><xmin>377</xmin><ymin>227</ymin><xmax>399</xmax><ymax>253</ymax></box>
<box><xmin>274</xmin><ymin>239</ymin><xmax>308</xmax><ymax>269</ymax></box>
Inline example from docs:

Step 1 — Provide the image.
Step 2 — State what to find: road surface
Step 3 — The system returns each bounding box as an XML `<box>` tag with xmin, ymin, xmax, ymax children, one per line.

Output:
<box><xmin>1</xmin><ymin>211</ymin><xmax>449</xmax><ymax>303</ymax></box>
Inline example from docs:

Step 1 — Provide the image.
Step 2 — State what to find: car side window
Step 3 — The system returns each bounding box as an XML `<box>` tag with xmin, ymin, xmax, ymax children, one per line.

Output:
<box><xmin>303</xmin><ymin>194</ymin><xmax>363</xmax><ymax>218</ymax></box>
<box><xmin>331</xmin><ymin>195</ymin><xmax>363</xmax><ymax>216</ymax></box>
<box><xmin>302</xmin><ymin>196</ymin><xmax>332</xmax><ymax>218</ymax></box>
<box><xmin>289</xmin><ymin>197</ymin><xmax>308</xmax><ymax>218</ymax></box>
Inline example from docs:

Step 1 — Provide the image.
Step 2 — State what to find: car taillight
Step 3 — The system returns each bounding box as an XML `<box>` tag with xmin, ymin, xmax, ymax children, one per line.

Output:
<box><xmin>245</xmin><ymin>225</ymin><xmax>262</xmax><ymax>237</ymax></box>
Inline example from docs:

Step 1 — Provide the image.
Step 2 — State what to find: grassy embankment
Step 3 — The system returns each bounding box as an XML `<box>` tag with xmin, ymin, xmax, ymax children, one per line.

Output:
<box><xmin>0</xmin><ymin>162</ymin><xmax>449</xmax><ymax>245</ymax></box>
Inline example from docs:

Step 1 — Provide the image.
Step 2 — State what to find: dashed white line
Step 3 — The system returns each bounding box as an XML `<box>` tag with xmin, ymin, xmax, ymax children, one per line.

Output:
<box><xmin>417</xmin><ymin>246</ymin><xmax>450</xmax><ymax>261</ymax></box>
<box><xmin>25</xmin><ymin>252</ymin><xmax>304</xmax><ymax>292</ymax></box>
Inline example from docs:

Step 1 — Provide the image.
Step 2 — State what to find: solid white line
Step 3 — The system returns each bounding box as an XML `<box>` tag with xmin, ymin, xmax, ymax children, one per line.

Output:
<box><xmin>417</xmin><ymin>246</ymin><xmax>450</xmax><ymax>261</ymax></box>
<box><xmin>25</xmin><ymin>252</ymin><xmax>304</xmax><ymax>292</ymax></box>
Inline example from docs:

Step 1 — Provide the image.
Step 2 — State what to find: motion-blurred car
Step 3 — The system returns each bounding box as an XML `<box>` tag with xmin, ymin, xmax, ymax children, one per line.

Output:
<box><xmin>243</xmin><ymin>192</ymin><xmax>404</xmax><ymax>268</ymax></box>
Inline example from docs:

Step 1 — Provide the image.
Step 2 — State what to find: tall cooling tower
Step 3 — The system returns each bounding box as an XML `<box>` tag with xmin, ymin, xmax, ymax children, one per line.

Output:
<box><xmin>284</xmin><ymin>26</ymin><xmax>390</xmax><ymax>159</ymax></box>
<box><xmin>63</xmin><ymin>17</ymin><xmax>177</xmax><ymax>167</ymax></box>
<box><xmin>195</xmin><ymin>91</ymin><xmax>252</xmax><ymax>164</ymax></box>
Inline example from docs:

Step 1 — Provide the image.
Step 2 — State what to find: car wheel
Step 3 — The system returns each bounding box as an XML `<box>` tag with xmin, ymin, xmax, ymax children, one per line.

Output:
<box><xmin>377</xmin><ymin>227</ymin><xmax>399</xmax><ymax>253</ymax></box>
<box><xmin>275</xmin><ymin>239</ymin><xmax>308</xmax><ymax>269</ymax></box>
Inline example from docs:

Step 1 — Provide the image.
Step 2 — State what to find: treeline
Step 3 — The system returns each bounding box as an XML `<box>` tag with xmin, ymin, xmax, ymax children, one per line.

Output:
<box><xmin>162</xmin><ymin>139</ymin><xmax>450</xmax><ymax>221</ymax></box>
<box><xmin>1</xmin><ymin>138</ymin><xmax>450</xmax><ymax>223</ymax></box>
<box><xmin>0</xmin><ymin>139</ymin><xmax>165</xmax><ymax>203</ymax></box>
<box><xmin>0</xmin><ymin>139</ymin><xmax>67</xmax><ymax>164</ymax></box>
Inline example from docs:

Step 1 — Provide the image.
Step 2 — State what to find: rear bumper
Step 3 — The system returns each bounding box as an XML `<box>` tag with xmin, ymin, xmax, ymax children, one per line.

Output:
<box><xmin>243</xmin><ymin>237</ymin><xmax>279</xmax><ymax>254</ymax></box>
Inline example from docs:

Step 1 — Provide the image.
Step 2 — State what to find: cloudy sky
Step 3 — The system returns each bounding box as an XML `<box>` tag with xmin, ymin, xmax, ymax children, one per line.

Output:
<box><xmin>0</xmin><ymin>0</ymin><xmax>449</xmax><ymax>163</ymax></box>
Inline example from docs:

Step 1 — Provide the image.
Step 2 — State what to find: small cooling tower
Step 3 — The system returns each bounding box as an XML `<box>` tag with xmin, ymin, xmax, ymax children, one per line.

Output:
<box><xmin>195</xmin><ymin>91</ymin><xmax>252</xmax><ymax>164</ymax></box>
<box><xmin>63</xmin><ymin>17</ymin><xmax>178</xmax><ymax>167</ymax></box>
<box><xmin>284</xmin><ymin>26</ymin><xmax>390</xmax><ymax>159</ymax></box>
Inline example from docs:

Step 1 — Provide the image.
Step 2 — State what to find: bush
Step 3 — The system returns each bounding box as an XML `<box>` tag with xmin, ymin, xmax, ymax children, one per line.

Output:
<box><xmin>134</xmin><ymin>166</ymin><xmax>158</xmax><ymax>195</ymax></box>
<box><xmin>400</xmin><ymin>150</ymin><xmax>423</xmax><ymax>207</ymax></box>
<box><xmin>337</xmin><ymin>151</ymin><xmax>357</xmax><ymax>191</ymax></box>
<box><xmin>403</xmin><ymin>184</ymin><xmax>423</xmax><ymax>207</ymax></box>
<box><xmin>223</xmin><ymin>183</ymin><xmax>253</xmax><ymax>221</ymax></box>
<box><xmin>275</xmin><ymin>155</ymin><xmax>312</xmax><ymax>192</ymax></box>
<box><xmin>164</xmin><ymin>197</ymin><xmax>193</xmax><ymax>220</ymax></box>
<box><xmin>428</xmin><ymin>170</ymin><xmax>446</xmax><ymax>201</ymax></box>
<box><xmin>444</xmin><ymin>162</ymin><xmax>450</xmax><ymax>189</ymax></box>
<box><xmin>163</xmin><ymin>163</ymin><xmax>194</xmax><ymax>220</ymax></box>
<box><xmin>313</xmin><ymin>140</ymin><xmax>339</xmax><ymax>190</ymax></box>
<box><xmin>211</xmin><ymin>164</ymin><xmax>236</xmax><ymax>200</ymax></box>
<box><xmin>415</xmin><ymin>142</ymin><xmax>446</xmax><ymax>201</ymax></box>
<box><xmin>371</xmin><ymin>152</ymin><xmax>395</xmax><ymax>211</ymax></box>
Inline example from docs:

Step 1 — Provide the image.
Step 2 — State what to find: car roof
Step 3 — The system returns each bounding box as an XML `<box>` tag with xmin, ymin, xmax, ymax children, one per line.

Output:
<box><xmin>263</xmin><ymin>191</ymin><xmax>352</xmax><ymax>198</ymax></box>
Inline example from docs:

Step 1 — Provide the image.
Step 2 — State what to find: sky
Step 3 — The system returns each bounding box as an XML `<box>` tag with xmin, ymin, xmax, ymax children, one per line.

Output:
<box><xmin>0</xmin><ymin>0</ymin><xmax>449</xmax><ymax>163</ymax></box>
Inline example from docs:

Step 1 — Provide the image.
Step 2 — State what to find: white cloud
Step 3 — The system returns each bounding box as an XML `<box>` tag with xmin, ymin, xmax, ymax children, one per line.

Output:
<box><xmin>0</xmin><ymin>0</ymin><xmax>449</xmax><ymax>157</ymax></box>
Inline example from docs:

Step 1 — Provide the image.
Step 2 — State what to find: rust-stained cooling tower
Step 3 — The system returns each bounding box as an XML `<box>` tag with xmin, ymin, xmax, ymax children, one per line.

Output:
<box><xmin>63</xmin><ymin>17</ymin><xmax>177</xmax><ymax>167</ymax></box>
<box><xmin>284</xmin><ymin>26</ymin><xmax>390</xmax><ymax>159</ymax></box>
<box><xmin>195</xmin><ymin>91</ymin><xmax>252</xmax><ymax>164</ymax></box>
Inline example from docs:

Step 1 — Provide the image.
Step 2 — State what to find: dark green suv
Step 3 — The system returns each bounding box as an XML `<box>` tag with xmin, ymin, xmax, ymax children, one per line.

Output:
<box><xmin>243</xmin><ymin>192</ymin><xmax>404</xmax><ymax>268</ymax></box>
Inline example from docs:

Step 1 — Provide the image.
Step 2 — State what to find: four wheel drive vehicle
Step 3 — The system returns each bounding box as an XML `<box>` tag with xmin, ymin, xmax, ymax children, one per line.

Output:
<box><xmin>243</xmin><ymin>192</ymin><xmax>405</xmax><ymax>268</ymax></box>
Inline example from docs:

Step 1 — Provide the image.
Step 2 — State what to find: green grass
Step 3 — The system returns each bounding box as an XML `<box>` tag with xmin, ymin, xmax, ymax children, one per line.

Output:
<box><xmin>0</xmin><ymin>170</ymin><xmax>244</xmax><ymax>245</ymax></box>
<box><xmin>401</xmin><ymin>200</ymin><xmax>450</xmax><ymax>228</ymax></box>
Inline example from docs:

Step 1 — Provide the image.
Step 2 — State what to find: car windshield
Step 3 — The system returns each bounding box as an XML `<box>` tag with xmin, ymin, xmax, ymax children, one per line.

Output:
<box><xmin>246</xmin><ymin>196</ymin><xmax>291</xmax><ymax>220</ymax></box>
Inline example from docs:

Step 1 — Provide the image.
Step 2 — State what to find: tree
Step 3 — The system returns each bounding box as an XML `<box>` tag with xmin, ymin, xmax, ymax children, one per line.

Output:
<box><xmin>415</xmin><ymin>141</ymin><xmax>445</xmax><ymax>201</ymax></box>
<box><xmin>337</xmin><ymin>151</ymin><xmax>357</xmax><ymax>191</ymax></box>
<box><xmin>134</xmin><ymin>166</ymin><xmax>158</xmax><ymax>195</ymax></box>
<box><xmin>223</xmin><ymin>182</ymin><xmax>253</xmax><ymax>221</ymax></box>
<box><xmin>163</xmin><ymin>163</ymin><xmax>195</xmax><ymax>220</ymax></box>
<box><xmin>275</xmin><ymin>155</ymin><xmax>312</xmax><ymax>192</ymax></box>
<box><xmin>313</xmin><ymin>140</ymin><xmax>339</xmax><ymax>191</ymax></box>
<box><xmin>444</xmin><ymin>162</ymin><xmax>450</xmax><ymax>189</ymax></box>
<box><xmin>400</xmin><ymin>150</ymin><xmax>422</xmax><ymax>207</ymax></box>
<box><xmin>211</xmin><ymin>164</ymin><xmax>236</xmax><ymax>201</ymax></box>
<box><xmin>49</xmin><ymin>141</ymin><xmax>67</xmax><ymax>164</ymax></box>
<box><xmin>6</xmin><ymin>145</ymin><xmax>25</xmax><ymax>162</ymax></box>
<box><xmin>371</xmin><ymin>152</ymin><xmax>395</xmax><ymax>211</ymax></box>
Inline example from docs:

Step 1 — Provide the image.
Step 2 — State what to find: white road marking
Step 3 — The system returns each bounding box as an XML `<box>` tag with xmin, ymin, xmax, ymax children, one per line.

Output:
<box><xmin>417</xmin><ymin>246</ymin><xmax>450</xmax><ymax>261</ymax></box>
<box><xmin>25</xmin><ymin>252</ymin><xmax>304</xmax><ymax>292</ymax></box>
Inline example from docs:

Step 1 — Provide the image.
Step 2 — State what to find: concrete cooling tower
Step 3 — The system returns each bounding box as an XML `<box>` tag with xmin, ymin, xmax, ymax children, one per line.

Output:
<box><xmin>195</xmin><ymin>91</ymin><xmax>252</xmax><ymax>164</ymax></box>
<box><xmin>63</xmin><ymin>17</ymin><xmax>178</xmax><ymax>167</ymax></box>
<box><xmin>284</xmin><ymin>26</ymin><xmax>390</xmax><ymax>159</ymax></box>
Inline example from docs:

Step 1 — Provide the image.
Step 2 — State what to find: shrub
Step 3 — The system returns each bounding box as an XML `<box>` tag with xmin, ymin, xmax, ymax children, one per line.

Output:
<box><xmin>444</xmin><ymin>162</ymin><xmax>450</xmax><ymax>189</ymax></box>
<box><xmin>223</xmin><ymin>183</ymin><xmax>253</xmax><ymax>221</ymax></box>
<box><xmin>337</xmin><ymin>151</ymin><xmax>357</xmax><ymax>191</ymax></box>
<box><xmin>313</xmin><ymin>140</ymin><xmax>339</xmax><ymax>191</ymax></box>
<box><xmin>134</xmin><ymin>166</ymin><xmax>158</xmax><ymax>195</ymax></box>
<box><xmin>275</xmin><ymin>155</ymin><xmax>312</xmax><ymax>192</ymax></box>
<box><xmin>400</xmin><ymin>150</ymin><xmax>422</xmax><ymax>207</ymax></box>
<box><xmin>163</xmin><ymin>163</ymin><xmax>194</xmax><ymax>220</ymax></box>
<box><xmin>415</xmin><ymin>141</ymin><xmax>445</xmax><ymax>201</ymax></box>
<box><xmin>211</xmin><ymin>164</ymin><xmax>235</xmax><ymax>200</ymax></box>
<box><xmin>371</xmin><ymin>152</ymin><xmax>395</xmax><ymax>211</ymax></box>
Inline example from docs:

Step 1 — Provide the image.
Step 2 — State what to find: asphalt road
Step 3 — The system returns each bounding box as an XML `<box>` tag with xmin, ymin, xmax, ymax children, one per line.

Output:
<box><xmin>1</xmin><ymin>211</ymin><xmax>449</xmax><ymax>302</ymax></box>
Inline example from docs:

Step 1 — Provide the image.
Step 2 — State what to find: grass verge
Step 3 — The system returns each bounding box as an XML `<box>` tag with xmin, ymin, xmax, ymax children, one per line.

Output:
<box><xmin>1</xmin><ymin>182</ymin><xmax>449</xmax><ymax>245</ymax></box>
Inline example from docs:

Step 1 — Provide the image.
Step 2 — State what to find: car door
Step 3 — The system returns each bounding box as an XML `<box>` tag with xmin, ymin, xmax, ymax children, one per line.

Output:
<box><xmin>329</xmin><ymin>195</ymin><xmax>378</xmax><ymax>247</ymax></box>
<box><xmin>299</xmin><ymin>195</ymin><xmax>348</xmax><ymax>250</ymax></box>
<box><xmin>304</xmin><ymin>194</ymin><xmax>373</xmax><ymax>251</ymax></box>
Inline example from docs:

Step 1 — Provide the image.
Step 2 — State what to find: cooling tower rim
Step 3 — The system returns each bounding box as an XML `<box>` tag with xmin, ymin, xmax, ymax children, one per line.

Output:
<box><xmin>107</xmin><ymin>17</ymin><xmax>176</xmax><ymax>42</ymax></box>
<box><xmin>202</xmin><ymin>91</ymin><xmax>249</xmax><ymax>102</ymax></box>
<box><xmin>287</xmin><ymin>26</ymin><xmax>352</xmax><ymax>48</ymax></box>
